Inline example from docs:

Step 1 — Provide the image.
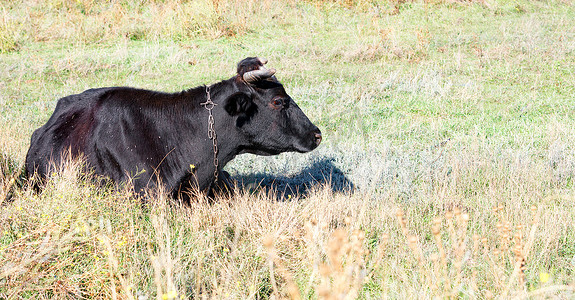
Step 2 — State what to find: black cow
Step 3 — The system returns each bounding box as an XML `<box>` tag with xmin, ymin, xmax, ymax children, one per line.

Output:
<box><xmin>25</xmin><ymin>57</ymin><xmax>322</xmax><ymax>199</ymax></box>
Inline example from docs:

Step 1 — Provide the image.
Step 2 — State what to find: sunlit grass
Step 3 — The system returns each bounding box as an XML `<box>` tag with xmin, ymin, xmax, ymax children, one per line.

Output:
<box><xmin>2</xmin><ymin>159</ymin><xmax>574</xmax><ymax>298</ymax></box>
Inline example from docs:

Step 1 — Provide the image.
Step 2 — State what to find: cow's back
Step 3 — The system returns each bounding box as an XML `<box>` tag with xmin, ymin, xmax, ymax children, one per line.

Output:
<box><xmin>25</xmin><ymin>88</ymin><xmax>112</xmax><ymax>180</ymax></box>
<box><xmin>25</xmin><ymin>87</ymin><xmax>193</xmax><ymax>193</ymax></box>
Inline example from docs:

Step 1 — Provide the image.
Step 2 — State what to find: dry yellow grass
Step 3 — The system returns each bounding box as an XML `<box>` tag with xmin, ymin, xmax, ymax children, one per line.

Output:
<box><xmin>0</xmin><ymin>0</ymin><xmax>282</xmax><ymax>46</ymax></box>
<box><xmin>1</xmin><ymin>154</ymin><xmax>574</xmax><ymax>298</ymax></box>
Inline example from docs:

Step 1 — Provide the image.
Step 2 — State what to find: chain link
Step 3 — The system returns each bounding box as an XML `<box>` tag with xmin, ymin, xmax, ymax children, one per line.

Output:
<box><xmin>201</xmin><ymin>85</ymin><xmax>219</xmax><ymax>182</ymax></box>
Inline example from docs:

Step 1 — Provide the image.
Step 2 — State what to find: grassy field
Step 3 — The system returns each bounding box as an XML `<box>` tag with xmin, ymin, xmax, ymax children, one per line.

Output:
<box><xmin>1</xmin><ymin>0</ymin><xmax>575</xmax><ymax>298</ymax></box>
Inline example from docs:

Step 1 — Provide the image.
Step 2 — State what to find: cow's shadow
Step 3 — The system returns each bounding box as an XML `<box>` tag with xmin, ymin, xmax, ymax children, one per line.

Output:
<box><xmin>231</xmin><ymin>157</ymin><xmax>354</xmax><ymax>200</ymax></box>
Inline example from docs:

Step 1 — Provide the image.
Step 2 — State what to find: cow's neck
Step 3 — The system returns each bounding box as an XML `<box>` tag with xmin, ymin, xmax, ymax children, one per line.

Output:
<box><xmin>192</xmin><ymin>79</ymin><xmax>243</xmax><ymax>187</ymax></box>
<box><xmin>210</xmin><ymin>79</ymin><xmax>245</xmax><ymax>164</ymax></box>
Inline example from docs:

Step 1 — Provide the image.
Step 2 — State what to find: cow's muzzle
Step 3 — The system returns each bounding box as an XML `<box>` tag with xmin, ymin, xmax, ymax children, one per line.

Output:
<box><xmin>293</xmin><ymin>128</ymin><xmax>322</xmax><ymax>153</ymax></box>
<box><xmin>314</xmin><ymin>131</ymin><xmax>322</xmax><ymax>147</ymax></box>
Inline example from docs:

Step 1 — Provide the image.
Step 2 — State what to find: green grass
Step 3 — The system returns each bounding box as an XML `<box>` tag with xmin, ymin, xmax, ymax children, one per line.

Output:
<box><xmin>1</xmin><ymin>0</ymin><xmax>575</xmax><ymax>298</ymax></box>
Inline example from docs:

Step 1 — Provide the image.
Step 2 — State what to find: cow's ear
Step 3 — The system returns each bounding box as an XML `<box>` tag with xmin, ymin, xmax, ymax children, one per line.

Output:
<box><xmin>224</xmin><ymin>92</ymin><xmax>253</xmax><ymax>116</ymax></box>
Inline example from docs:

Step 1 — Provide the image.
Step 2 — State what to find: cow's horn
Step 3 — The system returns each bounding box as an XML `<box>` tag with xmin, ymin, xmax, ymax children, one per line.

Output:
<box><xmin>243</xmin><ymin>68</ymin><xmax>276</xmax><ymax>83</ymax></box>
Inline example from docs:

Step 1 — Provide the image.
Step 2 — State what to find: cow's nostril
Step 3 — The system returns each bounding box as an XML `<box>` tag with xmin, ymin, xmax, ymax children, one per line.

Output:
<box><xmin>314</xmin><ymin>132</ymin><xmax>322</xmax><ymax>146</ymax></box>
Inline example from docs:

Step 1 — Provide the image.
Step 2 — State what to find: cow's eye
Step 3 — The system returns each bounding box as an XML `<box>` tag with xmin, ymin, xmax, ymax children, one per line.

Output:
<box><xmin>271</xmin><ymin>98</ymin><xmax>284</xmax><ymax>108</ymax></box>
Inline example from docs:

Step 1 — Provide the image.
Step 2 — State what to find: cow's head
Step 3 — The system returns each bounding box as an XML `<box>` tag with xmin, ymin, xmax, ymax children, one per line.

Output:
<box><xmin>225</xmin><ymin>57</ymin><xmax>322</xmax><ymax>156</ymax></box>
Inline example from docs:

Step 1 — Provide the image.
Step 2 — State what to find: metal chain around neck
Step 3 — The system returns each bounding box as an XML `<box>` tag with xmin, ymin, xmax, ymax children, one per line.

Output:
<box><xmin>200</xmin><ymin>85</ymin><xmax>219</xmax><ymax>182</ymax></box>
